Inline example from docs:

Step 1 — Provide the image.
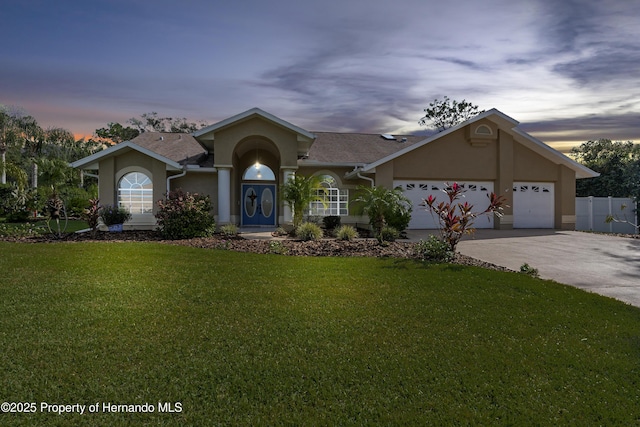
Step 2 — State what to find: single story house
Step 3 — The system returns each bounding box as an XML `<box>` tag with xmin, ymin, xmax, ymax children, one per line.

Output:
<box><xmin>71</xmin><ymin>107</ymin><xmax>598</xmax><ymax>230</ymax></box>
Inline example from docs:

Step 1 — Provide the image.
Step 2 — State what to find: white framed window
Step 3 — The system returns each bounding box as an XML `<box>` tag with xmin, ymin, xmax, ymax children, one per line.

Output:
<box><xmin>118</xmin><ymin>172</ymin><xmax>153</xmax><ymax>214</ymax></box>
<box><xmin>309</xmin><ymin>175</ymin><xmax>348</xmax><ymax>216</ymax></box>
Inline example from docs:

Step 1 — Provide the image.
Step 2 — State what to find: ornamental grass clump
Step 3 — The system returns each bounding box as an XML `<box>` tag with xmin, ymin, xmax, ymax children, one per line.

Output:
<box><xmin>219</xmin><ymin>223</ymin><xmax>239</xmax><ymax>237</ymax></box>
<box><xmin>296</xmin><ymin>222</ymin><xmax>323</xmax><ymax>241</ymax></box>
<box><xmin>378</xmin><ymin>225</ymin><xmax>399</xmax><ymax>243</ymax></box>
<box><xmin>335</xmin><ymin>224</ymin><xmax>358</xmax><ymax>241</ymax></box>
<box><xmin>155</xmin><ymin>189</ymin><xmax>215</xmax><ymax>239</ymax></box>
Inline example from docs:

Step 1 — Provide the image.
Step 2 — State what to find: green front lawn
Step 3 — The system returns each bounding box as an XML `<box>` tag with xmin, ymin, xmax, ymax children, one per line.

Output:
<box><xmin>1</xmin><ymin>242</ymin><xmax>639</xmax><ymax>425</ymax></box>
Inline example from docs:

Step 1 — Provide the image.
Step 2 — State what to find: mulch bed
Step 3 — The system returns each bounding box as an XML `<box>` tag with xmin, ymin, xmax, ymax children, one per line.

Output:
<box><xmin>2</xmin><ymin>230</ymin><xmax>513</xmax><ymax>272</ymax></box>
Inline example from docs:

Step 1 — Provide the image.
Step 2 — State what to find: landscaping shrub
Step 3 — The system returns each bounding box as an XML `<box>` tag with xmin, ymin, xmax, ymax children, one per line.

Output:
<box><xmin>82</xmin><ymin>199</ymin><xmax>101</xmax><ymax>236</ymax></box>
<box><xmin>219</xmin><ymin>223</ymin><xmax>238</xmax><ymax>237</ymax></box>
<box><xmin>0</xmin><ymin>222</ymin><xmax>45</xmax><ymax>238</ymax></box>
<box><xmin>296</xmin><ymin>222</ymin><xmax>324</xmax><ymax>241</ymax></box>
<box><xmin>414</xmin><ymin>235</ymin><xmax>454</xmax><ymax>262</ymax></box>
<box><xmin>5</xmin><ymin>209</ymin><xmax>30</xmax><ymax>223</ymax></box>
<box><xmin>322</xmin><ymin>215</ymin><xmax>341</xmax><ymax>231</ymax></box>
<box><xmin>353</xmin><ymin>185</ymin><xmax>412</xmax><ymax>236</ymax></box>
<box><xmin>384</xmin><ymin>203</ymin><xmax>412</xmax><ymax>235</ymax></box>
<box><xmin>272</xmin><ymin>226</ymin><xmax>289</xmax><ymax>237</ymax></box>
<box><xmin>1</xmin><ymin>185</ymin><xmax>36</xmax><ymax>222</ymax></box>
<box><xmin>61</xmin><ymin>186</ymin><xmax>96</xmax><ymax>217</ymax></box>
<box><xmin>99</xmin><ymin>204</ymin><xmax>132</xmax><ymax>226</ymax></box>
<box><xmin>0</xmin><ymin>184</ymin><xmax>13</xmax><ymax>216</ymax></box>
<box><xmin>520</xmin><ymin>263</ymin><xmax>539</xmax><ymax>277</ymax></box>
<box><xmin>378</xmin><ymin>225</ymin><xmax>399</xmax><ymax>243</ymax></box>
<box><xmin>268</xmin><ymin>240</ymin><xmax>289</xmax><ymax>254</ymax></box>
<box><xmin>155</xmin><ymin>189</ymin><xmax>215</xmax><ymax>239</ymax></box>
<box><xmin>335</xmin><ymin>224</ymin><xmax>358</xmax><ymax>241</ymax></box>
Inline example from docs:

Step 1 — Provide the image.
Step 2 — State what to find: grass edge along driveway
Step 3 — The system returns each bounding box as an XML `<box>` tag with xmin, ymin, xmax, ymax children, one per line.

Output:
<box><xmin>1</xmin><ymin>241</ymin><xmax>639</xmax><ymax>426</ymax></box>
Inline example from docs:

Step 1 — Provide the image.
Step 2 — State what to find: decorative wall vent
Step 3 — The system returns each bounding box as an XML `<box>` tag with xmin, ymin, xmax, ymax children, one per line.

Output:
<box><xmin>475</xmin><ymin>124</ymin><xmax>493</xmax><ymax>135</ymax></box>
<box><xmin>465</xmin><ymin>122</ymin><xmax>497</xmax><ymax>147</ymax></box>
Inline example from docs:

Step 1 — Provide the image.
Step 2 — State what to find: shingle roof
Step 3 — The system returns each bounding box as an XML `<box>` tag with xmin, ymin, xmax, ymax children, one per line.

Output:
<box><xmin>131</xmin><ymin>132</ymin><xmax>208</xmax><ymax>165</ymax></box>
<box><xmin>304</xmin><ymin>132</ymin><xmax>424</xmax><ymax>164</ymax></box>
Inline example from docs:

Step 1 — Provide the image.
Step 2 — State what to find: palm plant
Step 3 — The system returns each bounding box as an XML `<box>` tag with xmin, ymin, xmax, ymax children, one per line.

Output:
<box><xmin>280</xmin><ymin>174</ymin><xmax>326</xmax><ymax>229</ymax></box>
<box><xmin>352</xmin><ymin>185</ymin><xmax>412</xmax><ymax>239</ymax></box>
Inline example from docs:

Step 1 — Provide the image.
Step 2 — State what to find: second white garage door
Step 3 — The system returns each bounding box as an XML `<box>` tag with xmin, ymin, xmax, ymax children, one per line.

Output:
<box><xmin>394</xmin><ymin>181</ymin><xmax>495</xmax><ymax>229</ymax></box>
<box><xmin>512</xmin><ymin>182</ymin><xmax>555</xmax><ymax>228</ymax></box>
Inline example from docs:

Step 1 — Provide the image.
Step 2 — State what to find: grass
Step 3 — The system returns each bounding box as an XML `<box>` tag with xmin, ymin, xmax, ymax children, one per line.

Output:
<box><xmin>1</xmin><ymin>242</ymin><xmax>640</xmax><ymax>425</ymax></box>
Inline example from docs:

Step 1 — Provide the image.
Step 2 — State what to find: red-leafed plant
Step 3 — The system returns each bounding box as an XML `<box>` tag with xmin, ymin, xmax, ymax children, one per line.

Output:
<box><xmin>423</xmin><ymin>182</ymin><xmax>507</xmax><ymax>251</ymax></box>
<box><xmin>156</xmin><ymin>189</ymin><xmax>215</xmax><ymax>239</ymax></box>
<box><xmin>82</xmin><ymin>198</ymin><xmax>101</xmax><ymax>237</ymax></box>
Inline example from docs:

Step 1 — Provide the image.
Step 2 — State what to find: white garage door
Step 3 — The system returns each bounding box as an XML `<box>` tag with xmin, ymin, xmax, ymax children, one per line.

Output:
<box><xmin>394</xmin><ymin>181</ymin><xmax>494</xmax><ymax>229</ymax></box>
<box><xmin>513</xmin><ymin>182</ymin><xmax>554</xmax><ymax>228</ymax></box>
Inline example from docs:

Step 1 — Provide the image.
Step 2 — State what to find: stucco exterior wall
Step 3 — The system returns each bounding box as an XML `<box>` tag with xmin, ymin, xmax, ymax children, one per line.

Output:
<box><xmin>98</xmin><ymin>157</ymin><xmax>116</xmax><ymax>208</ymax></box>
<box><xmin>96</xmin><ymin>150</ymin><xmax>168</xmax><ymax>229</ymax></box>
<box><xmin>558</xmin><ymin>164</ymin><xmax>576</xmax><ymax>229</ymax></box>
<box><xmin>213</xmin><ymin>117</ymin><xmax>302</xmax><ymax>168</ymax></box>
<box><xmin>171</xmin><ymin>172</ymin><xmax>217</xmax><ymax>203</ymax></box>
<box><xmin>377</xmin><ymin>122</ymin><xmax>578</xmax><ymax>229</ymax></box>
<box><xmin>391</xmin><ymin>128</ymin><xmax>498</xmax><ymax>182</ymax></box>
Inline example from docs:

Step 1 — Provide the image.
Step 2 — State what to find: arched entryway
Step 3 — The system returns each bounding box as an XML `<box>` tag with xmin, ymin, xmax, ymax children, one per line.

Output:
<box><xmin>241</xmin><ymin>163</ymin><xmax>277</xmax><ymax>226</ymax></box>
<box><xmin>235</xmin><ymin>137</ymin><xmax>280</xmax><ymax>227</ymax></box>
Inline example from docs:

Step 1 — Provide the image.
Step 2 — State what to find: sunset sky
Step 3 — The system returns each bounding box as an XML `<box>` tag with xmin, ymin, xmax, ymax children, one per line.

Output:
<box><xmin>1</xmin><ymin>0</ymin><xmax>639</xmax><ymax>151</ymax></box>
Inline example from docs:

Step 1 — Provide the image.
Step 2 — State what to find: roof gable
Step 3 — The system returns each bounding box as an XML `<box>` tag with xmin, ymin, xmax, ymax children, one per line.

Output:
<box><xmin>70</xmin><ymin>141</ymin><xmax>183</xmax><ymax>171</ymax></box>
<box><xmin>355</xmin><ymin>109</ymin><xmax>598</xmax><ymax>179</ymax></box>
<box><xmin>193</xmin><ymin>107</ymin><xmax>316</xmax><ymax>141</ymax></box>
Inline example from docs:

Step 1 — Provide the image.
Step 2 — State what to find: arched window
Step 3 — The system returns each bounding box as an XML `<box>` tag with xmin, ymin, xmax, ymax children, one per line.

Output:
<box><xmin>309</xmin><ymin>175</ymin><xmax>348</xmax><ymax>216</ymax></box>
<box><xmin>242</xmin><ymin>164</ymin><xmax>275</xmax><ymax>181</ymax></box>
<box><xmin>118</xmin><ymin>172</ymin><xmax>153</xmax><ymax>214</ymax></box>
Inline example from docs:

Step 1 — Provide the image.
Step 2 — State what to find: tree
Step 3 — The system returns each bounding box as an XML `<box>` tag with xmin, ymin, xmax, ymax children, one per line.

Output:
<box><xmin>128</xmin><ymin>112</ymin><xmax>207</xmax><ymax>133</ymax></box>
<box><xmin>280</xmin><ymin>174</ymin><xmax>325</xmax><ymax>229</ymax></box>
<box><xmin>0</xmin><ymin>105</ymin><xmax>101</xmax><ymax>221</ymax></box>
<box><xmin>571</xmin><ymin>139</ymin><xmax>640</xmax><ymax>198</ymax></box>
<box><xmin>419</xmin><ymin>96</ymin><xmax>484</xmax><ymax>132</ymax></box>
<box><xmin>352</xmin><ymin>185</ymin><xmax>412</xmax><ymax>239</ymax></box>
<box><xmin>95</xmin><ymin>122</ymin><xmax>140</xmax><ymax>145</ymax></box>
<box><xmin>95</xmin><ymin>113</ymin><xmax>209</xmax><ymax>145</ymax></box>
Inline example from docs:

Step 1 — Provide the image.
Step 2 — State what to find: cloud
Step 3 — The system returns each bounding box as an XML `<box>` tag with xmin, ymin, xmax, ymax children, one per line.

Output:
<box><xmin>521</xmin><ymin>112</ymin><xmax>640</xmax><ymax>143</ymax></box>
<box><xmin>528</xmin><ymin>0</ymin><xmax>640</xmax><ymax>87</ymax></box>
<box><xmin>553</xmin><ymin>43</ymin><xmax>640</xmax><ymax>86</ymax></box>
<box><xmin>257</xmin><ymin>25</ymin><xmax>427</xmax><ymax>132</ymax></box>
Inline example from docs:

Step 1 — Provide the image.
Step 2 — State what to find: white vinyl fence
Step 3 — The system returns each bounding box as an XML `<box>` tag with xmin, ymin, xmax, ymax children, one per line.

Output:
<box><xmin>576</xmin><ymin>196</ymin><xmax>638</xmax><ymax>234</ymax></box>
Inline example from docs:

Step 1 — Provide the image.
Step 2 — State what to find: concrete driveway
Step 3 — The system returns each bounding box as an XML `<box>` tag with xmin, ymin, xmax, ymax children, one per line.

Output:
<box><xmin>448</xmin><ymin>229</ymin><xmax>640</xmax><ymax>308</ymax></box>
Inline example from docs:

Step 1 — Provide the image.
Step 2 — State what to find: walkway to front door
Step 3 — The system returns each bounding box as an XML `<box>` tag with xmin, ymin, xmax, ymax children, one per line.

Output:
<box><xmin>242</xmin><ymin>183</ymin><xmax>276</xmax><ymax>226</ymax></box>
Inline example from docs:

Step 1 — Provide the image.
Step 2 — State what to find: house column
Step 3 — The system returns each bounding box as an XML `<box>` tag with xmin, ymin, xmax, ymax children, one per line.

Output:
<box><xmin>282</xmin><ymin>168</ymin><xmax>295</xmax><ymax>223</ymax></box>
<box><xmin>495</xmin><ymin>130</ymin><xmax>514</xmax><ymax>230</ymax></box>
<box><xmin>217</xmin><ymin>167</ymin><xmax>231</xmax><ymax>224</ymax></box>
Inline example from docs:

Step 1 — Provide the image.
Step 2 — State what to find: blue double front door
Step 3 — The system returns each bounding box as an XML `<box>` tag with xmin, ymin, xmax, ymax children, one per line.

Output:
<box><xmin>241</xmin><ymin>184</ymin><xmax>276</xmax><ymax>226</ymax></box>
